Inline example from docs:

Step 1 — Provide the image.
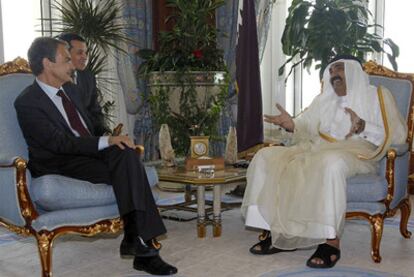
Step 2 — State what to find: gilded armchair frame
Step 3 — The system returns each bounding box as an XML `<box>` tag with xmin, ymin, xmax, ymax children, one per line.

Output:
<box><xmin>344</xmin><ymin>61</ymin><xmax>413</xmax><ymax>263</ymax></box>
<box><xmin>0</xmin><ymin>58</ymin><xmax>123</xmax><ymax>277</ymax></box>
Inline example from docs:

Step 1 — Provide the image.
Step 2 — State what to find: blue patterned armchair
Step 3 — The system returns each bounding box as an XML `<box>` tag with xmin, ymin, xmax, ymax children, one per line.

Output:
<box><xmin>0</xmin><ymin>58</ymin><xmax>159</xmax><ymax>277</ymax></box>
<box><xmin>345</xmin><ymin>61</ymin><xmax>412</xmax><ymax>263</ymax></box>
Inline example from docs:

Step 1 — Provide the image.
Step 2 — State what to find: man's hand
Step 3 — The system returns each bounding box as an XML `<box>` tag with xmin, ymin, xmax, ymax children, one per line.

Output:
<box><xmin>108</xmin><ymin>135</ymin><xmax>135</xmax><ymax>150</ymax></box>
<box><xmin>264</xmin><ymin>103</ymin><xmax>295</xmax><ymax>132</ymax></box>
<box><xmin>345</xmin><ymin>107</ymin><xmax>365</xmax><ymax>138</ymax></box>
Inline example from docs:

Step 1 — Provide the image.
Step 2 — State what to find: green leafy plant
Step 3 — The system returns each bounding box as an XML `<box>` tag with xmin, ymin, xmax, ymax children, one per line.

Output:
<box><xmin>279</xmin><ymin>0</ymin><xmax>399</xmax><ymax>78</ymax></box>
<box><xmin>137</xmin><ymin>0</ymin><xmax>229</xmax><ymax>156</ymax></box>
<box><xmin>54</xmin><ymin>0</ymin><xmax>133</xmax><ymax>76</ymax></box>
<box><xmin>138</xmin><ymin>0</ymin><xmax>226</xmax><ymax>75</ymax></box>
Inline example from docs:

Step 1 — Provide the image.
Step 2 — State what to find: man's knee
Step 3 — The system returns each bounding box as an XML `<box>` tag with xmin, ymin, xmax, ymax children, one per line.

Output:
<box><xmin>321</xmin><ymin>152</ymin><xmax>347</xmax><ymax>171</ymax></box>
<box><xmin>106</xmin><ymin>145</ymin><xmax>140</xmax><ymax>158</ymax></box>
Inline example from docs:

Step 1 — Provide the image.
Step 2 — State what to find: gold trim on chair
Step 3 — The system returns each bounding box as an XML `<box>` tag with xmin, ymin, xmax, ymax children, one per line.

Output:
<box><xmin>0</xmin><ymin>57</ymin><xmax>31</xmax><ymax>76</ymax></box>
<box><xmin>238</xmin><ymin>142</ymin><xmax>280</xmax><ymax>160</ymax></box>
<box><xmin>365</xmin><ymin>61</ymin><xmax>414</xmax><ymax>194</ymax></box>
<box><xmin>364</xmin><ymin>60</ymin><xmax>414</xmax><ymax>150</ymax></box>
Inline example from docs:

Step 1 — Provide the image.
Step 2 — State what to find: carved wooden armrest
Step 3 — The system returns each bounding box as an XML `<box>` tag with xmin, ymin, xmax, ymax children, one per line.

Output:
<box><xmin>0</xmin><ymin>157</ymin><xmax>39</xmax><ymax>226</ymax></box>
<box><xmin>135</xmin><ymin>145</ymin><xmax>145</xmax><ymax>155</ymax></box>
<box><xmin>238</xmin><ymin>142</ymin><xmax>283</xmax><ymax>160</ymax></box>
<box><xmin>110</xmin><ymin>123</ymin><xmax>144</xmax><ymax>155</ymax></box>
<box><xmin>112</xmin><ymin>123</ymin><xmax>123</xmax><ymax>136</ymax></box>
<box><xmin>384</xmin><ymin>148</ymin><xmax>397</xmax><ymax>209</ymax></box>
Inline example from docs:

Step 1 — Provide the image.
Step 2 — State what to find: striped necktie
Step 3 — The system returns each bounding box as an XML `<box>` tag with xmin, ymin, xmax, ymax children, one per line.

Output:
<box><xmin>57</xmin><ymin>90</ymin><xmax>90</xmax><ymax>136</ymax></box>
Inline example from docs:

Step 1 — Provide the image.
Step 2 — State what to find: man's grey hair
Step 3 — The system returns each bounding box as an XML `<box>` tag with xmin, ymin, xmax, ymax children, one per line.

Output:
<box><xmin>27</xmin><ymin>37</ymin><xmax>68</xmax><ymax>76</ymax></box>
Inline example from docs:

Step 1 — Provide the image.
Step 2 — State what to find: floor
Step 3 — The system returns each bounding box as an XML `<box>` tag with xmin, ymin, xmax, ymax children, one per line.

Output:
<box><xmin>0</xmin><ymin>190</ymin><xmax>413</xmax><ymax>277</ymax></box>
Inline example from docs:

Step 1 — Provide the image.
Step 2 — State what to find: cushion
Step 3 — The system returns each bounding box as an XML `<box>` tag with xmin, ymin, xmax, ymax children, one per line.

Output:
<box><xmin>31</xmin><ymin>204</ymin><xmax>120</xmax><ymax>232</ymax></box>
<box><xmin>346</xmin><ymin>202</ymin><xmax>386</xmax><ymax>214</ymax></box>
<box><xmin>31</xmin><ymin>175</ymin><xmax>116</xmax><ymax>211</ymax></box>
<box><xmin>346</xmin><ymin>174</ymin><xmax>388</xmax><ymax>202</ymax></box>
<box><xmin>31</xmin><ymin>166</ymin><xmax>159</xmax><ymax>211</ymax></box>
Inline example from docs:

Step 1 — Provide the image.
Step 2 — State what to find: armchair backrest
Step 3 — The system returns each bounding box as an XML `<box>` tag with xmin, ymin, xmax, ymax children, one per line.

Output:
<box><xmin>364</xmin><ymin>61</ymin><xmax>414</xmax><ymax>208</ymax></box>
<box><xmin>0</xmin><ymin>60</ymin><xmax>34</xmax><ymax>227</ymax></box>
<box><xmin>0</xmin><ymin>73</ymin><xmax>34</xmax><ymax>161</ymax></box>
<box><xmin>364</xmin><ymin>61</ymin><xmax>414</xmax><ymax>150</ymax></box>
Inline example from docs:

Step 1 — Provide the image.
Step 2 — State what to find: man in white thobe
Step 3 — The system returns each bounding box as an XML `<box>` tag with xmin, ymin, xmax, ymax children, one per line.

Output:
<box><xmin>241</xmin><ymin>55</ymin><xmax>407</xmax><ymax>268</ymax></box>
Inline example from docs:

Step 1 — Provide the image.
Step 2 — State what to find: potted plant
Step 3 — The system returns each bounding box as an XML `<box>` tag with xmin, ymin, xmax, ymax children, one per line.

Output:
<box><xmin>279</xmin><ymin>0</ymin><xmax>399</xmax><ymax>78</ymax></box>
<box><xmin>138</xmin><ymin>0</ymin><xmax>229</xmax><ymax>156</ymax></box>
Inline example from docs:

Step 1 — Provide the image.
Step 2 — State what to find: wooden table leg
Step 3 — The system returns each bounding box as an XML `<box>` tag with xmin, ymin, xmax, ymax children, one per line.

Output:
<box><xmin>212</xmin><ymin>185</ymin><xmax>222</xmax><ymax>237</ymax></box>
<box><xmin>197</xmin><ymin>186</ymin><xmax>206</xmax><ymax>238</ymax></box>
<box><xmin>184</xmin><ymin>184</ymin><xmax>192</xmax><ymax>202</ymax></box>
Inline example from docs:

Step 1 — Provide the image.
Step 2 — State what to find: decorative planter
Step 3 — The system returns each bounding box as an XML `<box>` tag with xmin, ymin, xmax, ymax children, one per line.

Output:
<box><xmin>147</xmin><ymin>71</ymin><xmax>227</xmax><ymax>114</ymax></box>
<box><xmin>147</xmin><ymin>71</ymin><xmax>228</xmax><ymax>156</ymax></box>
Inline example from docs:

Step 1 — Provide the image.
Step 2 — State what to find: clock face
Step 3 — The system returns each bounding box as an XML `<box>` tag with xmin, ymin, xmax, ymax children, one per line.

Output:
<box><xmin>194</xmin><ymin>142</ymin><xmax>207</xmax><ymax>156</ymax></box>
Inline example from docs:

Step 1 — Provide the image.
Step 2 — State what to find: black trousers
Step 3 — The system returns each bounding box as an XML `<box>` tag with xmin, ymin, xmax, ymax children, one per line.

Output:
<box><xmin>40</xmin><ymin>146</ymin><xmax>166</xmax><ymax>241</ymax></box>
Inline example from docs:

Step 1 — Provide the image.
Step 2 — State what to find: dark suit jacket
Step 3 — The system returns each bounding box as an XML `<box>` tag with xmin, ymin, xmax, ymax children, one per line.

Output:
<box><xmin>14</xmin><ymin>81</ymin><xmax>100</xmax><ymax>177</ymax></box>
<box><xmin>66</xmin><ymin>70</ymin><xmax>110</xmax><ymax>136</ymax></box>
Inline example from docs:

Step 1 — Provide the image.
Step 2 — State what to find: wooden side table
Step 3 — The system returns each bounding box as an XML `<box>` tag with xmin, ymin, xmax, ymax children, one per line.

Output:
<box><xmin>156</xmin><ymin>166</ymin><xmax>246</xmax><ymax>238</ymax></box>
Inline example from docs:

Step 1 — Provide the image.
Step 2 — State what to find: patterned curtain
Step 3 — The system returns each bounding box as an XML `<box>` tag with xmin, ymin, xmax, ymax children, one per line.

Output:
<box><xmin>215</xmin><ymin>0</ymin><xmax>240</xmax><ymax>156</ymax></box>
<box><xmin>117</xmin><ymin>0</ymin><xmax>158</xmax><ymax>161</ymax></box>
<box><xmin>255</xmin><ymin>0</ymin><xmax>275</xmax><ymax>62</ymax></box>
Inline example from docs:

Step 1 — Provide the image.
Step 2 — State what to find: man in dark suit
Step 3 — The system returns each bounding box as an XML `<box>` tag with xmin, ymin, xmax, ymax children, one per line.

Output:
<box><xmin>57</xmin><ymin>33</ymin><xmax>110</xmax><ymax>136</ymax></box>
<box><xmin>14</xmin><ymin>37</ymin><xmax>177</xmax><ymax>276</ymax></box>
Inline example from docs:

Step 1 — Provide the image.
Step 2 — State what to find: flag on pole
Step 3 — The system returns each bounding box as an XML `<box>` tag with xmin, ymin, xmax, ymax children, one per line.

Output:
<box><xmin>236</xmin><ymin>0</ymin><xmax>263</xmax><ymax>153</ymax></box>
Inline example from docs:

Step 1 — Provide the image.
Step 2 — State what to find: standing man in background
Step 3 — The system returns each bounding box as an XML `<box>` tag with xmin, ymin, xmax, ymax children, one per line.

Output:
<box><xmin>57</xmin><ymin>33</ymin><xmax>111</xmax><ymax>135</ymax></box>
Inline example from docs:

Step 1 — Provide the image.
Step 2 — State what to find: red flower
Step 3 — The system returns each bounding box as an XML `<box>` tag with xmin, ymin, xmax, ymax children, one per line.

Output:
<box><xmin>192</xmin><ymin>49</ymin><xmax>203</xmax><ymax>59</ymax></box>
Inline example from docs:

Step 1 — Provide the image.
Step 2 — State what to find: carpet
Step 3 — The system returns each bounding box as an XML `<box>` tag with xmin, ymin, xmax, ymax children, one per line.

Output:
<box><xmin>156</xmin><ymin>193</ymin><xmax>243</xmax><ymax>221</ymax></box>
<box><xmin>0</xmin><ymin>230</ymin><xmax>29</xmax><ymax>246</ymax></box>
<box><xmin>260</xmin><ymin>266</ymin><xmax>404</xmax><ymax>277</ymax></box>
<box><xmin>156</xmin><ymin>193</ymin><xmax>243</xmax><ymax>206</ymax></box>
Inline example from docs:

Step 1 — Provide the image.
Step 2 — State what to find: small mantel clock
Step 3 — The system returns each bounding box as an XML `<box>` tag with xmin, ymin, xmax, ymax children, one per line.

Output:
<box><xmin>190</xmin><ymin>136</ymin><xmax>209</xmax><ymax>158</ymax></box>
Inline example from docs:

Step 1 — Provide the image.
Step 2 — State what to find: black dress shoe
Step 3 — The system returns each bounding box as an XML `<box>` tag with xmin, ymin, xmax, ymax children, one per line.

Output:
<box><xmin>121</xmin><ymin>237</ymin><xmax>161</xmax><ymax>259</ymax></box>
<box><xmin>133</xmin><ymin>255</ymin><xmax>178</xmax><ymax>275</ymax></box>
<box><xmin>120</xmin><ymin>238</ymin><xmax>136</xmax><ymax>259</ymax></box>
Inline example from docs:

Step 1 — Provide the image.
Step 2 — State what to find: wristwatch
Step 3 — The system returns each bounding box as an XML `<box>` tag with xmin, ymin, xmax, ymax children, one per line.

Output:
<box><xmin>355</xmin><ymin>118</ymin><xmax>365</xmax><ymax>134</ymax></box>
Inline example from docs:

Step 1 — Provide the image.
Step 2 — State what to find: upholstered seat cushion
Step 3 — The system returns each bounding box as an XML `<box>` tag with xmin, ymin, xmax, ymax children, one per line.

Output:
<box><xmin>31</xmin><ymin>204</ymin><xmax>120</xmax><ymax>232</ymax></box>
<box><xmin>346</xmin><ymin>174</ymin><xmax>388</xmax><ymax>202</ymax></box>
<box><xmin>31</xmin><ymin>166</ymin><xmax>159</xmax><ymax>211</ymax></box>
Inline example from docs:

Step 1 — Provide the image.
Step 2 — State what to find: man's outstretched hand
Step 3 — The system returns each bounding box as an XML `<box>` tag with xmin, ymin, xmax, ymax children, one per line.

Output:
<box><xmin>264</xmin><ymin>103</ymin><xmax>295</xmax><ymax>132</ymax></box>
<box><xmin>109</xmin><ymin>135</ymin><xmax>135</xmax><ymax>150</ymax></box>
<box><xmin>344</xmin><ymin>107</ymin><xmax>365</xmax><ymax>139</ymax></box>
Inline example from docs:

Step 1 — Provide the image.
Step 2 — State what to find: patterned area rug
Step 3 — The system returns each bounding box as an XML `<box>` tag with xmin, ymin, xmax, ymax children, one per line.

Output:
<box><xmin>260</xmin><ymin>266</ymin><xmax>404</xmax><ymax>277</ymax></box>
<box><xmin>0</xmin><ymin>229</ymin><xmax>29</xmax><ymax>247</ymax></box>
